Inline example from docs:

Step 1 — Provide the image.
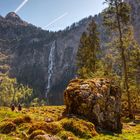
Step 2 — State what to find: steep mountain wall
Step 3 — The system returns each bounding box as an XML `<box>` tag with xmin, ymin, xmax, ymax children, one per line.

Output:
<box><xmin>0</xmin><ymin>13</ymin><xmax>94</xmax><ymax>104</ymax></box>
<box><xmin>125</xmin><ymin>0</ymin><xmax>140</xmax><ymax>43</ymax></box>
<box><xmin>0</xmin><ymin>0</ymin><xmax>139</xmax><ymax>104</ymax></box>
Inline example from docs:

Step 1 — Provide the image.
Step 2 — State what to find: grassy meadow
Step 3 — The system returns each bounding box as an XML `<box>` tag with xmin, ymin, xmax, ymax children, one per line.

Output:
<box><xmin>0</xmin><ymin>106</ymin><xmax>140</xmax><ymax>140</ymax></box>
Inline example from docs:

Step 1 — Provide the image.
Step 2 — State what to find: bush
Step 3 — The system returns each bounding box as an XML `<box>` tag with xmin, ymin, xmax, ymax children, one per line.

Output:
<box><xmin>0</xmin><ymin>75</ymin><xmax>33</xmax><ymax>106</ymax></box>
<box><xmin>0</xmin><ymin>122</ymin><xmax>16</xmax><ymax>134</ymax></box>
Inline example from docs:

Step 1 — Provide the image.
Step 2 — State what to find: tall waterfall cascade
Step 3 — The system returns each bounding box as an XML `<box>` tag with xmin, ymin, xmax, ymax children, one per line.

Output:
<box><xmin>46</xmin><ymin>41</ymin><xmax>56</xmax><ymax>99</ymax></box>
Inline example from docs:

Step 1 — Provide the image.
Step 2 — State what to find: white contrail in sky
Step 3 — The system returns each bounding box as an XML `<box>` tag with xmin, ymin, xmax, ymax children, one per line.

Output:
<box><xmin>44</xmin><ymin>12</ymin><xmax>68</xmax><ymax>28</ymax></box>
<box><xmin>14</xmin><ymin>0</ymin><xmax>29</xmax><ymax>13</ymax></box>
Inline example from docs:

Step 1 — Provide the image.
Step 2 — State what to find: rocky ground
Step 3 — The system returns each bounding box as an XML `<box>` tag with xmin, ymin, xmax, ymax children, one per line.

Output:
<box><xmin>0</xmin><ymin>106</ymin><xmax>140</xmax><ymax>140</ymax></box>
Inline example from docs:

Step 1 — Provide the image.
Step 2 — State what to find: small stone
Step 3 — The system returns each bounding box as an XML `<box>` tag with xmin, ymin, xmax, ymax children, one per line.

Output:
<box><xmin>34</xmin><ymin>134</ymin><xmax>60</xmax><ymax>140</ymax></box>
<box><xmin>129</xmin><ymin>122</ymin><xmax>136</xmax><ymax>126</ymax></box>
<box><xmin>45</xmin><ymin>117</ymin><xmax>54</xmax><ymax>123</ymax></box>
<box><xmin>68</xmin><ymin>137</ymin><xmax>74</xmax><ymax>140</ymax></box>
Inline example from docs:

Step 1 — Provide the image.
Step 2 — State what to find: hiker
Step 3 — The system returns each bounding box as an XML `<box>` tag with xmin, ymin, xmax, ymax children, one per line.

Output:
<box><xmin>11</xmin><ymin>103</ymin><xmax>15</xmax><ymax>111</ymax></box>
<box><xmin>18</xmin><ymin>103</ymin><xmax>22</xmax><ymax>111</ymax></box>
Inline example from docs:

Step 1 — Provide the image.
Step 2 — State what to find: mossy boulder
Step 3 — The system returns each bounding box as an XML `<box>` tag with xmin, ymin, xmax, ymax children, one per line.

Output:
<box><xmin>64</xmin><ymin>78</ymin><xmax>122</xmax><ymax>133</ymax></box>
<box><xmin>0</xmin><ymin>122</ymin><xmax>16</xmax><ymax>134</ymax></box>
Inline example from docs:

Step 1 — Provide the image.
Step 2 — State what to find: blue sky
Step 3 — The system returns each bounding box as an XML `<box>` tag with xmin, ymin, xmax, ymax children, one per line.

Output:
<box><xmin>0</xmin><ymin>0</ymin><xmax>106</xmax><ymax>31</ymax></box>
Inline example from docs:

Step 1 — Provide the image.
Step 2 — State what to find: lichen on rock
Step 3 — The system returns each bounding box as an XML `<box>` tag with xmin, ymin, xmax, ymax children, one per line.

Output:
<box><xmin>64</xmin><ymin>78</ymin><xmax>122</xmax><ymax>133</ymax></box>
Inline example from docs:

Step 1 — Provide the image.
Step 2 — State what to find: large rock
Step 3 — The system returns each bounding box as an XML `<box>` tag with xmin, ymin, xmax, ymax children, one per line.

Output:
<box><xmin>64</xmin><ymin>78</ymin><xmax>122</xmax><ymax>133</ymax></box>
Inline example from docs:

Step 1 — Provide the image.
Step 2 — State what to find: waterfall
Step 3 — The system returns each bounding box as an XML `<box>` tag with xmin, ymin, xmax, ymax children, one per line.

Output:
<box><xmin>46</xmin><ymin>41</ymin><xmax>56</xmax><ymax>99</ymax></box>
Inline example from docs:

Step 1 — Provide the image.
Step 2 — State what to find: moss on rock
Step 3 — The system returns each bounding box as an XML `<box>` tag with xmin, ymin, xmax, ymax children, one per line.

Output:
<box><xmin>64</xmin><ymin>78</ymin><xmax>122</xmax><ymax>133</ymax></box>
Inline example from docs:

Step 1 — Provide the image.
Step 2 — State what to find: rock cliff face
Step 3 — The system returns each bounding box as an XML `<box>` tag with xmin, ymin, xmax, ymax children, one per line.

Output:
<box><xmin>125</xmin><ymin>0</ymin><xmax>140</xmax><ymax>43</ymax></box>
<box><xmin>0</xmin><ymin>0</ymin><xmax>139</xmax><ymax>105</ymax></box>
<box><xmin>125</xmin><ymin>0</ymin><xmax>140</xmax><ymax>85</ymax></box>
<box><xmin>0</xmin><ymin>13</ymin><xmax>94</xmax><ymax>104</ymax></box>
<box><xmin>64</xmin><ymin>78</ymin><xmax>122</xmax><ymax>133</ymax></box>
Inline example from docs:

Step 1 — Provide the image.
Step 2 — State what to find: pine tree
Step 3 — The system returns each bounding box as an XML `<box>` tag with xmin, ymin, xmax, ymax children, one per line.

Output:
<box><xmin>103</xmin><ymin>0</ymin><xmax>134</xmax><ymax>118</ymax></box>
<box><xmin>77</xmin><ymin>20</ymin><xmax>100</xmax><ymax>78</ymax></box>
<box><xmin>123</xmin><ymin>27</ymin><xmax>140</xmax><ymax>114</ymax></box>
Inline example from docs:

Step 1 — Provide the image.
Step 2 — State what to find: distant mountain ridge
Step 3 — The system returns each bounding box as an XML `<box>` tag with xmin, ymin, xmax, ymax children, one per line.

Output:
<box><xmin>0</xmin><ymin>12</ymin><xmax>94</xmax><ymax>104</ymax></box>
<box><xmin>0</xmin><ymin>0</ymin><xmax>139</xmax><ymax>104</ymax></box>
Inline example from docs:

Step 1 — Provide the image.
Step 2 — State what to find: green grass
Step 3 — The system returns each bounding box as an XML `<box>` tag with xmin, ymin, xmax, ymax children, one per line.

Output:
<box><xmin>0</xmin><ymin>134</ymin><xmax>17</xmax><ymax>140</ymax></box>
<box><xmin>0</xmin><ymin>106</ymin><xmax>140</xmax><ymax>140</ymax></box>
<box><xmin>0</xmin><ymin>107</ymin><xmax>22</xmax><ymax>121</ymax></box>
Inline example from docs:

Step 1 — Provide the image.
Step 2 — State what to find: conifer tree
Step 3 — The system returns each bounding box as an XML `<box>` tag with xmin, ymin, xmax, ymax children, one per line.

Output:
<box><xmin>103</xmin><ymin>0</ymin><xmax>134</xmax><ymax>118</ymax></box>
<box><xmin>77</xmin><ymin>20</ymin><xmax>100</xmax><ymax>78</ymax></box>
<box><xmin>123</xmin><ymin>27</ymin><xmax>140</xmax><ymax>113</ymax></box>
